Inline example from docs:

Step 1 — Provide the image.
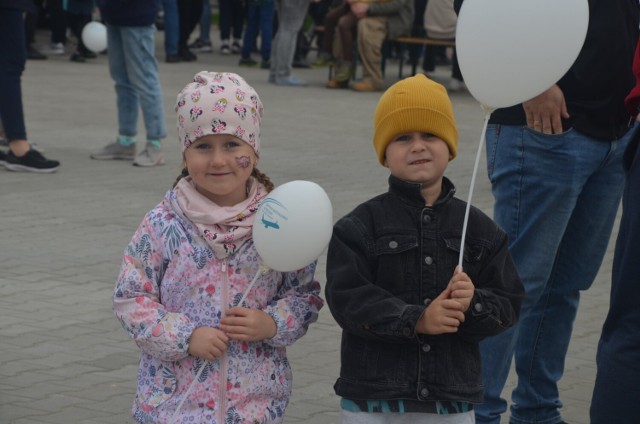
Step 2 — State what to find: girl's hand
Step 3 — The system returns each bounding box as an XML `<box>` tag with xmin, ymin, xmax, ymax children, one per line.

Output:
<box><xmin>187</xmin><ymin>327</ymin><xmax>229</xmax><ymax>361</ymax></box>
<box><xmin>415</xmin><ymin>287</ymin><xmax>466</xmax><ymax>335</ymax></box>
<box><xmin>221</xmin><ymin>307</ymin><xmax>277</xmax><ymax>342</ymax></box>
<box><xmin>448</xmin><ymin>266</ymin><xmax>475</xmax><ymax>312</ymax></box>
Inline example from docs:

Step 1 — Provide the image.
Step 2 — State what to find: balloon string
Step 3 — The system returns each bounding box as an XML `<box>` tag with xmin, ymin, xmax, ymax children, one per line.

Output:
<box><xmin>170</xmin><ymin>264</ymin><xmax>269</xmax><ymax>423</ymax></box>
<box><xmin>458</xmin><ymin>109</ymin><xmax>492</xmax><ymax>270</ymax></box>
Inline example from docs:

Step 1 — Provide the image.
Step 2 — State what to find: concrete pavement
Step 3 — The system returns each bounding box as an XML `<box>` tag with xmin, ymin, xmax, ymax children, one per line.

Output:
<box><xmin>0</xmin><ymin>31</ymin><xmax>618</xmax><ymax>423</ymax></box>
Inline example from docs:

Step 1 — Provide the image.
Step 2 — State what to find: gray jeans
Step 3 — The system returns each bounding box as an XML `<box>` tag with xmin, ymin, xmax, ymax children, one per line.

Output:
<box><xmin>270</xmin><ymin>0</ymin><xmax>310</xmax><ymax>81</ymax></box>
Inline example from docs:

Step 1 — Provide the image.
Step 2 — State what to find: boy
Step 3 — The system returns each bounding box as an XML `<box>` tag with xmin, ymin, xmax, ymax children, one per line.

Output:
<box><xmin>325</xmin><ymin>74</ymin><xmax>524</xmax><ymax>424</ymax></box>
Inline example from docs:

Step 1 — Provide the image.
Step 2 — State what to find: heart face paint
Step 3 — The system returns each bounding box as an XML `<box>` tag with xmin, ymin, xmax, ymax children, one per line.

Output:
<box><xmin>236</xmin><ymin>156</ymin><xmax>251</xmax><ymax>168</ymax></box>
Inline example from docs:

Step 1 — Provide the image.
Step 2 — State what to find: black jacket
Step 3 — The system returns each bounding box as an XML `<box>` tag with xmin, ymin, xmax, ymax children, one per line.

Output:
<box><xmin>97</xmin><ymin>0</ymin><xmax>160</xmax><ymax>26</ymax></box>
<box><xmin>325</xmin><ymin>175</ymin><xmax>523</xmax><ymax>403</ymax></box>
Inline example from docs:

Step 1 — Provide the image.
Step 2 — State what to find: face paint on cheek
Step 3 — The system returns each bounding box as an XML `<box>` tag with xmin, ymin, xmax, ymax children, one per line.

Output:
<box><xmin>235</xmin><ymin>156</ymin><xmax>251</xmax><ymax>168</ymax></box>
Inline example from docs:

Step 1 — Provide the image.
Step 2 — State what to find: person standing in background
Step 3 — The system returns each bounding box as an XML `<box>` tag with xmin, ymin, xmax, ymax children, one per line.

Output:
<box><xmin>269</xmin><ymin>0</ymin><xmax>312</xmax><ymax>86</ymax></box>
<box><xmin>462</xmin><ymin>0</ymin><xmax>640</xmax><ymax>423</ymax></box>
<box><xmin>91</xmin><ymin>0</ymin><xmax>167</xmax><ymax>167</ymax></box>
<box><xmin>0</xmin><ymin>0</ymin><xmax>60</xmax><ymax>172</ymax></box>
<box><xmin>590</xmin><ymin>36</ymin><xmax>640</xmax><ymax>424</ymax></box>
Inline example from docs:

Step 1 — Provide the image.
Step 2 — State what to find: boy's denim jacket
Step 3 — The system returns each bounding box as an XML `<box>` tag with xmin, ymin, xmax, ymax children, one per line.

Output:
<box><xmin>325</xmin><ymin>175</ymin><xmax>523</xmax><ymax>403</ymax></box>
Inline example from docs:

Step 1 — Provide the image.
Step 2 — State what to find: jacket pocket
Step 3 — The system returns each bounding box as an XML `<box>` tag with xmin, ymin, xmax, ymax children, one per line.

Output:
<box><xmin>443</xmin><ymin>236</ymin><xmax>487</xmax><ymax>274</ymax></box>
<box><xmin>141</xmin><ymin>360</ymin><xmax>177</xmax><ymax>409</ymax></box>
<box><xmin>372</xmin><ymin>233</ymin><xmax>419</xmax><ymax>297</ymax></box>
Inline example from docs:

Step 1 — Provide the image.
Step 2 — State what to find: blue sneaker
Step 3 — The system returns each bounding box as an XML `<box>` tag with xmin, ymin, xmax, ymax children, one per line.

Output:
<box><xmin>275</xmin><ymin>76</ymin><xmax>308</xmax><ymax>87</ymax></box>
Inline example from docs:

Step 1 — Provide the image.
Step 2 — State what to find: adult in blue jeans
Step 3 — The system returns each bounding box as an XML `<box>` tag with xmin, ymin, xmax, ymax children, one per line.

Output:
<box><xmin>239</xmin><ymin>0</ymin><xmax>274</xmax><ymax>69</ymax></box>
<box><xmin>467</xmin><ymin>0</ymin><xmax>640</xmax><ymax>423</ymax></box>
<box><xmin>0</xmin><ymin>0</ymin><xmax>60</xmax><ymax>173</ymax></box>
<box><xmin>92</xmin><ymin>0</ymin><xmax>167</xmax><ymax>168</ymax></box>
<box><xmin>162</xmin><ymin>0</ymin><xmax>180</xmax><ymax>63</ymax></box>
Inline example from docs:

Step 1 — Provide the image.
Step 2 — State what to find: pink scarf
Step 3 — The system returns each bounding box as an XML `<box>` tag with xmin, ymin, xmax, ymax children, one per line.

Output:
<box><xmin>172</xmin><ymin>176</ymin><xmax>267</xmax><ymax>259</ymax></box>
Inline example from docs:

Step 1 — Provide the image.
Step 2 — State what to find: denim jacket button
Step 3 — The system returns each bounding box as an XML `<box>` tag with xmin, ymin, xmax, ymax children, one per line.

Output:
<box><xmin>474</xmin><ymin>303</ymin><xmax>483</xmax><ymax>313</ymax></box>
<box><xmin>389</xmin><ymin>241</ymin><xmax>398</xmax><ymax>249</ymax></box>
<box><xmin>423</xmin><ymin>215</ymin><xmax>432</xmax><ymax>224</ymax></box>
<box><xmin>424</xmin><ymin>256</ymin><xmax>433</xmax><ymax>265</ymax></box>
<box><xmin>421</xmin><ymin>344</ymin><xmax>431</xmax><ymax>353</ymax></box>
<box><xmin>423</xmin><ymin>298</ymin><xmax>432</xmax><ymax>306</ymax></box>
<box><xmin>420</xmin><ymin>388</ymin><xmax>429</xmax><ymax>398</ymax></box>
<box><xmin>402</xmin><ymin>327</ymin><xmax>412</xmax><ymax>337</ymax></box>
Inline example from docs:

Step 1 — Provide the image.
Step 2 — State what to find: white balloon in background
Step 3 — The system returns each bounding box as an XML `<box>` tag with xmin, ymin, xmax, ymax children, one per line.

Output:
<box><xmin>456</xmin><ymin>0</ymin><xmax>589</xmax><ymax>109</ymax></box>
<box><xmin>253</xmin><ymin>181</ymin><xmax>333</xmax><ymax>272</ymax></box>
<box><xmin>81</xmin><ymin>21</ymin><xmax>107</xmax><ymax>53</ymax></box>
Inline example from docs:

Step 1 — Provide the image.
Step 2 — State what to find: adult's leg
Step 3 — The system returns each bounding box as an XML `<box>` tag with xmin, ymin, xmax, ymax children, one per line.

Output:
<box><xmin>47</xmin><ymin>0</ymin><xmax>67</xmax><ymax>45</ymax></box>
<box><xmin>0</xmin><ymin>8</ymin><xmax>28</xmax><ymax>143</ymax></box>
<box><xmin>259</xmin><ymin>1</ymin><xmax>275</xmax><ymax>63</ymax></box>
<box><xmin>219</xmin><ymin>0</ymin><xmax>231</xmax><ymax>41</ymax></box>
<box><xmin>509</xmin><ymin>128</ymin><xmax>631</xmax><ymax>424</ymax></box>
<box><xmin>120</xmin><ymin>26</ymin><xmax>166</xmax><ymax>142</ymax></box>
<box><xmin>162</xmin><ymin>0</ymin><xmax>179</xmax><ymax>56</ymax></box>
<box><xmin>591</xmin><ymin>125</ymin><xmax>640</xmax><ymax>424</ymax></box>
<box><xmin>356</xmin><ymin>16</ymin><xmax>386</xmax><ymax>88</ymax></box>
<box><xmin>199</xmin><ymin>0</ymin><xmax>211</xmax><ymax>42</ymax></box>
<box><xmin>270</xmin><ymin>0</ymin><xmax>310</xmax><ymax>81</ymax></box>
<box><xmin>178</xmin><ymin>0</ymin><xmax>203</xmax><ymax>52</ymax></box>
<box><xmin>231</xmin><ymin>0</ymin><xmax>245</xmax><ymax>41</ymax></box>
<box><xmin>106</xmin><ymin>25</ymin><xmax>139</xmax><ymax>138</ymax></box>
<box><xmin>336</xmin><ymin>12</ymin><xmax>357</xmax><ymax>62</ymax></box>
<box><xmin>240</xmin><ymin>2</ymin><xmax>259</xmax><ymax>59</ymax></box>
<box><xmin>320</xmin><ymin>3</ymin><xmax>348</xmax><ymax>57</ymax></box>
<box><xmin>478</xmin><ymin>124</ymin><xmax>632</xmax><ymax>424</ymax></box>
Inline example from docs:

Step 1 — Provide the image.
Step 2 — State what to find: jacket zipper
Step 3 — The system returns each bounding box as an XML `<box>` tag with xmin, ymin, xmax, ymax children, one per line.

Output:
<box><xmin>217</xmin><ymin>258</ymin><xmax>229</xmax><ymax>424</ymax></box>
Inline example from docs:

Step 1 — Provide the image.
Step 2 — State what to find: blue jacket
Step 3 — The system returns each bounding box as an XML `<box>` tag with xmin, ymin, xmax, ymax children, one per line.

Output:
<box><xmin>97</xmin><ymin>0</ymin><xmax>160</xmax><ymax>26</ymax></box>
<box><xmin>325</xmin><ymin>175</ymin><xmax>523</xmax><ymax>403</ymax></box>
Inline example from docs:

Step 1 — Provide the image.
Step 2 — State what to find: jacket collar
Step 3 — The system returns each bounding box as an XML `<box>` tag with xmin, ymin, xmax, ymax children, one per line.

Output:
<box><xmin>387</xmin><ymin>174</ymin><xmax>456</xmax><ymax>207</ymax></box>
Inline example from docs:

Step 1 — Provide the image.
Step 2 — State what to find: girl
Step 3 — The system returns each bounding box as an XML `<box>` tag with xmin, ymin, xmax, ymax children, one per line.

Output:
<box><xmin>113</xmin><ymin>71</ymin><xmax>324</xmax><ymax>423</ymax></box>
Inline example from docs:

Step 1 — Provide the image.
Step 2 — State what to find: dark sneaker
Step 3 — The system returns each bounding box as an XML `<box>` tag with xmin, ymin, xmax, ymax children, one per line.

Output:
<box><xmin>4</xmin><ymin>149</ymin><xmax>60</xmax><ymax>173</ymax></box>
<box><xmin>231</xmin><ymin>41</ymin><xmax>241</xmax><ymax>54</ymax></box>
<box><xmin>166</xmin><ymin>54</ymin><xmax>181</xmax><ymax>63</ymax></box>
<box><xmin>220</xmin><ymin>43</ymin><xmax>231</xmax><ymax>55</ymax></box>
<box><xmin>70</xmin><ymin>52</ymin><xmax>86</xmax><ymax>63</ymax></box>
<box><xmin>260</xmin><ymin>60</ymin><xmax>271</xmax><ymax>69</ymax></box>
<box><xmin>179</xmin><ymin>47</ymin><xmax>197</xmax><ymax>62</ymax></box>
<box><xmin>0</xmin><ymin>150</ymin><xmax>7</xmax><ymax>166</ymax></box>
<box><xmin>239</xmin><ymin>57</ymin><xmax>258</xmax><ymax>67</ymax></box>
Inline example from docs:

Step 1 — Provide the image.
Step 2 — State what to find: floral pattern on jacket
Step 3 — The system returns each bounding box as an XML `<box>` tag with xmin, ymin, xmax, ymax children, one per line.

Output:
<box><xmin>114</xmin><ymin>189</ymin><xmax>324</xmax><ymax>423</ymax></box>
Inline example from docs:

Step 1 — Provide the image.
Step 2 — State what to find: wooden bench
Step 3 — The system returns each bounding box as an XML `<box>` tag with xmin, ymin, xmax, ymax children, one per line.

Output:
<box><xmin>385</xmin><ymin>37</ymin><xmax>456</xmax><ymax>79</ymax></box>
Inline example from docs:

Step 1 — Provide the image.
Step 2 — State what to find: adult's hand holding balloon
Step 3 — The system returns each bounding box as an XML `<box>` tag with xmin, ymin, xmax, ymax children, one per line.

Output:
<box><xmin>456</xmin><ymin>0</ymin><xmax>589</xmax><ymax>109</ymax></box>
<box><xmin>253</xmin><ymin>181</ymin><xmax>333</xmax><ymax>272</ymax></box>
<box><xmin>82</xmin><ymin>21</ymin><xmax>107</xmax><ymax>53</ymax></box>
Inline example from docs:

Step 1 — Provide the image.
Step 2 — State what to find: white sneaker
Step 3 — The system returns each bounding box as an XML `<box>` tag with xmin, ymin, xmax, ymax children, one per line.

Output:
<box><xmin>448</xmin><ymin>78</ymin><xmax>466</xmax><ymax>92</ymax></box>
<box><xmin>133</xmin><ymin>144</ymin><xmax>165</xmax><ymax>167</ymax></box>
<box><xmin>43</xmin><ymin>42</ymin><xmax>65</xmax><ymax>55</ymax></box>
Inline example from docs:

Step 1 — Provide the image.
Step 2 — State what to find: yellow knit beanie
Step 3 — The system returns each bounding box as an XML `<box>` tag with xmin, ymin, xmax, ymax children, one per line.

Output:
<box><xmin>373</xmin><ymin>74</ymin><xmax>458</xmax><ymax>165</ymax></box>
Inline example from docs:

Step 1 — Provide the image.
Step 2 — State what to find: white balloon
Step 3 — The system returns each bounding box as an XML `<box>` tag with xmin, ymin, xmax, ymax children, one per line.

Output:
<box><xmin>81</xmin><ymin>21</ymin><xmax>107</xmax><ymax>53</ymax></box>
<box><xmin>253</xmin><ymin>181</ymin><xmax>333</xmax><ymax>272</ymax></box>
<box><xmin>456</xmin><ymin>0</ymin><xmax>589</xmax><ymax>109</ymax></box>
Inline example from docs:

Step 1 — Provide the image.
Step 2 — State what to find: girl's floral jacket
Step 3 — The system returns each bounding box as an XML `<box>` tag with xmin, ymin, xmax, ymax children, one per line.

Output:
<box><xmin>113</xmin><ymin>190</ymin><xmax>324</xmax><ymax>424</ymax></box>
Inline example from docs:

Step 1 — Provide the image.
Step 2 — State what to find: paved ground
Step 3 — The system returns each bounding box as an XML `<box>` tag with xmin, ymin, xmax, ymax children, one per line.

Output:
<box><xmin>0</xmin><ymin>30</ymin><xmax>619</xmax><ymax>424</ymax></box>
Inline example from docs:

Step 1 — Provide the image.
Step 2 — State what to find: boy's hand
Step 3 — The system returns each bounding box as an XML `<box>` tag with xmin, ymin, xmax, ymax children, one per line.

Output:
<box><xmin>188</xmin><ymin>327</ymin><xmax>229</xmax><ymax>361</ymax></box>
<box><xmin>416</xmin><ymin>287</ymin><xmax>466</xmax><ymax>335</ymax></box>
<box><xmin>221</xmin><ymin>307</ymin><xmax>277</xmax><ymax>342</ymax></box>
<box><xmin>448</xmin><ymin>266</ymin><xmax>475</xmax><ymax>312</ymax></box>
